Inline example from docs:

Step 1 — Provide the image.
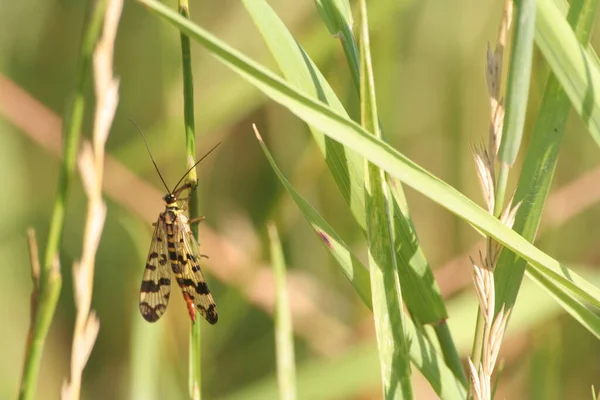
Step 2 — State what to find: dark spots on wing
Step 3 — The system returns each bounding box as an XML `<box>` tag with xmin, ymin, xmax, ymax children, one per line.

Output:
<box><xmin>175</xmin><ymin>277</ymin><xmax>188</xmax><ymax>287</ymax></box>
<box><xmin>149</xmin><ymin>252</ymin><xmax>159</xmax><ymax>259</ymax></box>
<box><xmin>178</xmin><ymin>254</ymin><xmax>187</xmax><ymax>265</ymax></box>
<box><xmin>139</xmin><ymin>302</ymin><xmax>167</xmax><ymax>322</ymax></box>
<box><xmin>140</xmin><ymin>278</ymin><xmax>171</xmax><ymax>293</ymax></box>
<box><xmin>195</xmin><ymin>281</ymin><xmax>210</xmax><ymax>295</ymax></box>
<box><xmin>145</xmin><ymin>263</ymin><xmax>157</xmax><ymax>271</ymax></box>
<box><xmin>192</xmin><ymin>265</ymin><xmax>201</xmax><ymax>273</ymax></box>
<box><xmin>156</xmin><ymin>236</ymin><xmax>163</xmax><ymax>242</ymax></box>
<box><xmin>187</xmin><ymin>254</ymin><xmax>196</xmax><ymax>263</ymax></box>
<box><xmin>159</xmin><ymin>254</ymin><xmax>167</xmax><ymax>265</ymax></box>
<box><xmin>171</xmin><ymin>264</ymin><xmax>182</xmax><ymax>274</ymax></box>
<box><xmin>168</xmin><ymin>251</ymin><xmax>178</xmax><ymax>261</ymax></box>
<box><xmin>199</xmin><ymin>304</ymin><xmax>218</xmax><ymax>324</ymax></box>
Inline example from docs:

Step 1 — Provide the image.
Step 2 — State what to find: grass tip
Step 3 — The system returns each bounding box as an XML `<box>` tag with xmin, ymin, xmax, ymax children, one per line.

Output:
<box><xmin>252</xmin><ymin>123</ymin><xmax>263</xmax><ymax>142</ymax></box>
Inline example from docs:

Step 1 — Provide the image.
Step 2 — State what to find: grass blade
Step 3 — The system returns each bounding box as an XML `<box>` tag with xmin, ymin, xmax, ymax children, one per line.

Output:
<box><xmin>177</xmin><ymin>1</ymin><xmax>205</xmax><ymax>398</ymax></box>
<box><xmin>254</xmin><ymin>126</ymin><xmax>372</xmax><ymax>307</ymax></box>
<box><xmin>535</xmin><ymin>0</ymin><xmax>600</xmax><ymax>146</ymax></box>
<box><xmin>358</xmin><ymin>0</ymin><xmax>411</xmax><ymax>397</ymax></box>
<box><xmin>268</xmin><ymin>224</ymin><xmax>297</xmax><ymax>400</ymax></box>
<box><xmin>494</xmin><ymin>0</ymin><xmax>535</xmax><ymax>215</ymax></box>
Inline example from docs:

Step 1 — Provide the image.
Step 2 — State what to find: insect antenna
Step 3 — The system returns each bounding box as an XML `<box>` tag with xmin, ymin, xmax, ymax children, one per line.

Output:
<box><xmin>171</xmin><ymin>142</ymin><xmax>222</xmax><ymax>194</ymax></box>
<box><xmin>130</xmin><ymin>119</ymin><xmax>171</xmax><ymax>194</ymax></box>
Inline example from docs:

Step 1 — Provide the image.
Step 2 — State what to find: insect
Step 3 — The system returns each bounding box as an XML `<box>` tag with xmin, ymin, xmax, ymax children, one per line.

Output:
<box><xmin>135</xmin><ymin>124</ymin><xmax>220</xmax><ymax>324</ymax></box>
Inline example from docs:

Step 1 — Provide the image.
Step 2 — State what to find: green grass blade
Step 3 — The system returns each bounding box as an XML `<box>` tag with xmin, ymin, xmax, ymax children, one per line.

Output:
<box><xmin>18</xmin><ymin>2</ymin><xmax>108</xmax><ymax>398</ymax></box>
<box><xmin>495</xmin><ymin>0</ymin><xmax>536</xmax><ymax>215</ymax></box>
<box><xmin>242</xmin><ymin>0</ymin><xmax>447</xmax><ymax>327</ymax></box>
<box><xmin>495</xmin><ymin>0</ymin><xmax>600</xmax><ymax>310</ymax></box>
<box><xmin>268</xmin><ymin>224</ymin><xmax>297</xmax><ymax>400</ymax></box>
<box><xmin>527</xmin><ymin>266</ymin><xmax>600</xmax><ymax>339</ymax></box>
<box><xmin>535</xmin><ymin>0</ymin><xmax>600</xmax><ymax>146</ymax></box>
<box><xmin>315</xmin><ymin>0</ymin><xmax>360</xmax><ymax>93</ymax></box>
<box><xmin>177</xmin><ymin>1</ymin><xmax>203</xmax><ymax>398</ymax></box>
<box><xmin>359</xmin><ymin>0</ymin><xmax>411</xmax><ymax>397</ymax></box>
<box><xmin>254</xmin><ymin>127</ymin><xmax>372</xmax><ymax>308</ymax></box>
<box><xmin>254</xmin><ymin>128</ymin><xmax>465</xmax><ymax>398</ymax></box>
<box><xmin>499</xmin><ymin>0</ymin><xmax>535</xmax><ymax>167</ymax></box>
<box><xmin>135</xmin><ymin>0</ymin><xmax>600</xmax><ymax>338</ymax></box>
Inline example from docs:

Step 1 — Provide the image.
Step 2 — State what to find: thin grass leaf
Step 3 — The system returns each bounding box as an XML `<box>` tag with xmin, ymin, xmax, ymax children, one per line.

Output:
<box><xmin>498</xmin><ymin>0</ymin><xmax>535</xmax><ymax>167</ymax></box>
<box><xmin>526</xmin><ymin>266</ymin><xmax>600</xmax><ymax>339</ymax></box>
<box><xmin>254</xmin><ymin>126</ymin><xmax>371</xmax><ymax>308</ymax></box>
<box><xmin>136</xmin><ymin>0</ymin><xmax>600</xmax><ymax>341</ymax></box>
<box><xmin>494</xmin><ymin>0</ymin><xmax>535</xmax><ymax>217</ymax></box>
<box><xmin>358</xmin><ymin>1</ymin><xmax>411</xmax><ymax>397</ymax></box>
<box><xmin>177</xmin><ymin>1</ymin><xmax>204</xmax><ymax>398</ymax></box>
<box><xmin>314</xmin><ymin>0</ymin><xmax>360</xmax><ymax>93</ymax></box>
<box><xmin>268</xmin><ymin>224</ymin><xmax>297</xmax><ymax>400</ymax></box>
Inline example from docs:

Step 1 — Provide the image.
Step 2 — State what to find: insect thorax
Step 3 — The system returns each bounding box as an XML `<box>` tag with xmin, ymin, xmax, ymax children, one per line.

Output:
<box><xmin>162</xmin><ymin>208</ymin><xmax>180</xmax><ymax>224</ymax></box>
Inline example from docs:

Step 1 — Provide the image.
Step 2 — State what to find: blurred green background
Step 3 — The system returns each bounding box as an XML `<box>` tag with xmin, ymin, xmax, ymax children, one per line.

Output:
<box><xmin>2</xmin><ymin>0</ymin><xmax>600</xmax><ymax>398</ymax></box>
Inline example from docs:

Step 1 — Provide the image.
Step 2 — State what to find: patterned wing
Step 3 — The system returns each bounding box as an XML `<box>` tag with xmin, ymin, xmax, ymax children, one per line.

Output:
<box><xmin>172</xmin><ymin>215</ymin><xmax>218</xmax><ymax>324</ymax></box>
<box><xmin>139</xmin><ymin>217</ymin><xmax>172</xmax><ymax>322</ymax></box>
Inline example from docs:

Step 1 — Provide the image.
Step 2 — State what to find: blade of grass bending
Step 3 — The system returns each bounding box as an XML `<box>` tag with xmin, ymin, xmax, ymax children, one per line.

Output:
<box><xmin>242</xmin><ymin>0</ymin><xmax>448</xmax><ymax>328</ymax></box>
<box><xmin>18</xmin><ymin>2</ymin><xmax>108</xmax><ymax>399</ymax></box>
<box><xmin>358</xmin><ymin>0</ymin><xmax>411</xmax><ymax>397</ymax></box>
<box><xmin>254</xmin><ymin>127</ymin><xmax>465</xmax><ymax>398</ymax></box>
<box><xmin>178</xmin><ymin>1</ymin><xmax>203</xmax><ymax>398</ymax></box>
<box><xmin>136</xmin><ymin>0</ymin><xmax>600</xmax><ymax>341</ymax></box>
<box><xmin>268</xmin><ymin>224</ymin><xmax>297</xmax><ymax>400</ymax></box>
<box><xmin>254</xmin><ymin>126</ymin><xmax>372</xmax><ymax>308</ymax></box>
<box><xmin>495</xmin><ymin>0</ymin><xmax>600</xmax><ymax>311</ymax></box>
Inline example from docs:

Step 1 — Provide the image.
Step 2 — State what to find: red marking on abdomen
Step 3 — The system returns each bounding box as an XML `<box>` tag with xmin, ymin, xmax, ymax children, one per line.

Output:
<box><xmin>183</xmin><ymin>292</ymin><xmax>196</xmax><ymax>322</ymax></box>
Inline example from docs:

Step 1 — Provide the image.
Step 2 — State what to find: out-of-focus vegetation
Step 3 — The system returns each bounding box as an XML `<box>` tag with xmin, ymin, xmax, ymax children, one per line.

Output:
<box><xmin>3</xmin><ymin>0</ymin><xmax>600</xmax><ymax>399</ymax></box>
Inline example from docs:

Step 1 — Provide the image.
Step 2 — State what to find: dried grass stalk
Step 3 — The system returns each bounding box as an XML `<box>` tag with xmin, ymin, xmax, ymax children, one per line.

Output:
<box><xmin>61</xmin><ymin>0</ymin><xmax>122</xmax><ymax>399</ymax></box>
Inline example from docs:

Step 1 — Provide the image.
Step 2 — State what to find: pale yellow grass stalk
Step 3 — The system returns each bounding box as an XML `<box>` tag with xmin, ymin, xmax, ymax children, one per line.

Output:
<box><xmin>468</xmin><ymin>1</ymin><xmax>515</xmax><ymax>398</ymax></box>
<box><xmin>61</xmin><ymin>0</ymin><xmax>122</xmax><ymax>399</ymax></box>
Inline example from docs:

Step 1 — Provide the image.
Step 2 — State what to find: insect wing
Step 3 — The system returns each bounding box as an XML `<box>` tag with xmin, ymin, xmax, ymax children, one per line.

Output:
<box><xmin>139</xmin><ymin>218</ymin><xmax>172</xmax><ymax>322</ymax></box>
<box><xmin>174</xmin><ymin>216</ymin><xmax>218</xmax><ymax>324</ymax></box>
